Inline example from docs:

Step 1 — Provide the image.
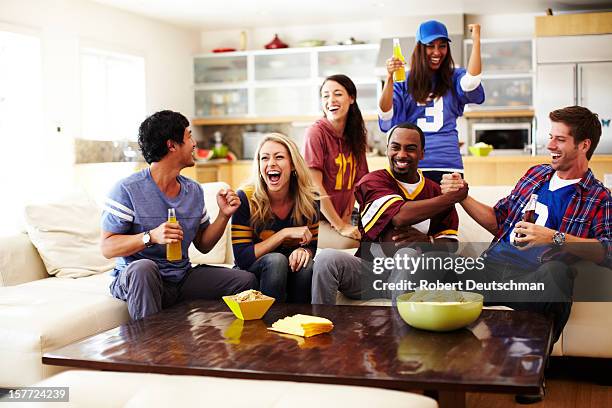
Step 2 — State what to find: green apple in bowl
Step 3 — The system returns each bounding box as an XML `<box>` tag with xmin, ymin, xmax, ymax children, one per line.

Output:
<box><xmin>212</xmin><ymin>144</ymin><xmax>228</xmax><ymax>159</ymax></box>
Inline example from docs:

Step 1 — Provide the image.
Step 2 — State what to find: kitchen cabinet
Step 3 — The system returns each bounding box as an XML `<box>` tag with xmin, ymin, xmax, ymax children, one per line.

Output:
<box><xmin>535</xmin><ymin>34</ymin><xmax>612</xmax><ymax>154</ymax></box>
<box><xmin>254</xmin><ymin>52</ymin><xmax>311</xmax><ymax>80</ymax></box>
<box><xmin>464</xmin><ymin>39</ymin><xmax>534</xmax><ymax>110</ymax></box>
<box><xmin>194</xmin><ymin>55</ymin><xmax>247</xmax><ymax>84</ymax></box>
<box><xmin>194</xmin><ymin>88</ymin><xmax>248</xmax><ymax>117</ymax></box>
<box><xmin>193</xmin><ymin>44</ymin><xmax>380</xmax><ymax>121</ymax></box>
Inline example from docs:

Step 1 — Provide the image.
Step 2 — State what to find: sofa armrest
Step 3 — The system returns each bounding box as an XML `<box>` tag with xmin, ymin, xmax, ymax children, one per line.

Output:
<box><xmin>0</xmin><ymin>233</ymin><xmax>48</xmax><ymax>286</ymax></box>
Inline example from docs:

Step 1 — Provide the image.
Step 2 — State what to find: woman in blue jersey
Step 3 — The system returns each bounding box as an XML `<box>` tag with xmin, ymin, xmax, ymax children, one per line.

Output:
<box><xmin>379</xmin><ymin>20</ymin><xmax>485</xmax><ymax>184</ymax></box>
<box><xmin>231</xmin><ymin>133</ymin><xmax>320</xmax><ymax>303</ymax></box>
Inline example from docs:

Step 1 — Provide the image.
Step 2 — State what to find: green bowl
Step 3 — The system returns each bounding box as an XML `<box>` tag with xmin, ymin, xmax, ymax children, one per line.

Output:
<box><xmin>468</xmin><ymin>145</ymin><xmax>493</xmax><ymax>157</ymax></box>
<box><xmin>396</xmin><ymin>291</ymin><xmax>483</xmax><ymax>332</ymax></box>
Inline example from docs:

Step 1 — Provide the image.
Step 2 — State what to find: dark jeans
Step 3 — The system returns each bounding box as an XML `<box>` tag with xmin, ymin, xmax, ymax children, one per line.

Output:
<box><xmin>247</xmin><ymin>252</ymin><xmax>313</xmax><ymax>303</ymax></box>
<box><xmin>478</xmin><ymin>259</ymin><xmax>574</xmax><ymax>345</ymax></box>
<box><xmin>110</xmin><ymin>259</ymin><xmax>257</xmax><ymax>320</ymax></box>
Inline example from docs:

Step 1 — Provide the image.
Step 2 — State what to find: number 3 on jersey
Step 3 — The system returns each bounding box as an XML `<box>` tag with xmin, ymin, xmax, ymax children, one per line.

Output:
<box><xmin>416</xmin><ymin>96</ymin><xmax>443</xmax><ymax>132</ymax></box>
<box><xmin>334</xmin><ymin>153</ymin><xmax>356</xmax><ymax>190</ymax></box>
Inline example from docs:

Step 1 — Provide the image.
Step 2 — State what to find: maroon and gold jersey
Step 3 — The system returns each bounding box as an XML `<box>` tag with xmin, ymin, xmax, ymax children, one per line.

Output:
<box><xmin>304</xmin><ymin>119</ymin><xmax>368</xmax><ymax>217</ymax></box>
<box><xmin>355</xmin><ymin>169</ymin><xmax>458</xmax><ymax>242</ymax></box>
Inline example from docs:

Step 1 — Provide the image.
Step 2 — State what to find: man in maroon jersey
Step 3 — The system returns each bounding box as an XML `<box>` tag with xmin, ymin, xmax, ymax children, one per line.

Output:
<box><xmin>312</xmin><ymin>123</ymin><xmax>467</xmax><ymax>304</ymax></box>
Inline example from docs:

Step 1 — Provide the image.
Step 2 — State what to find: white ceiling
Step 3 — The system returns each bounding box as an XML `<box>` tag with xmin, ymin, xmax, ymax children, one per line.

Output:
<box><xmin>91</xmin><ymin>0</ymin><xmax>612</xmax><ymax>30</ymax></box>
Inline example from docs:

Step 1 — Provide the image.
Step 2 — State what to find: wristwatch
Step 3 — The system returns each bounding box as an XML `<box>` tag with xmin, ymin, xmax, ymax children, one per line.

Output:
<box><xmin>142</xmin><ymin>230</ymin><xmax>154</xmax><ymax>248</ymax></box>
<box><xmin>552</xmin><ymin>231</ymin><xmax>566</xmax><ymax>247</ymax></box>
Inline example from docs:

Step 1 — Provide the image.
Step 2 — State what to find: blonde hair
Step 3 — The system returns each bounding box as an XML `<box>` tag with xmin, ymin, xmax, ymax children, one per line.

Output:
<box><xmin>243</xmin><ymin>133</ymin><xmax>318</xmax><ymax>232</ymax></box>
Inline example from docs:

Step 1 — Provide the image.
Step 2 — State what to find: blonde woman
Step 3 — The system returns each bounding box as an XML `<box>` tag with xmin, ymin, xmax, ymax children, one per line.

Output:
<box><xmin>232</xmin><ymin>133</ymin><xmax>320</xmax><ymax>303</ymax></box>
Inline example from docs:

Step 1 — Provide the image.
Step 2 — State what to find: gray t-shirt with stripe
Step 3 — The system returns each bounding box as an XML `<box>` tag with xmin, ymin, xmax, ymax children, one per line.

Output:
<box><xmin>102</xmin><ymin>168</ymin><xmax>210</xmax><ymax>282</ymax></box>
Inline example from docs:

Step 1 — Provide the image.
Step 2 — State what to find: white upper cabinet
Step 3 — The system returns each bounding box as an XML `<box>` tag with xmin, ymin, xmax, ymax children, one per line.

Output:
<box><xmin>254</xmin><ymin>52</ymin><xmax>311</xmax><ymax>81</ymax></box>
<box><xmin>464</xmin><ymin>38</ymin><xmax>534</xmax><ymax>110</ymax></box>
<box><xmin>194</xmin><ymin>55</ymin><xmax>247</xmax><ymax>84</ymax></box>
<box><xmin>193</xmin><ymin>44</ymin><xmax>380</xmax><ymax>118</ymax></box>
<box><xmin>317</xmin><ymin>48</ymin><xmax>378</xmax><ymax>80</ymax></box>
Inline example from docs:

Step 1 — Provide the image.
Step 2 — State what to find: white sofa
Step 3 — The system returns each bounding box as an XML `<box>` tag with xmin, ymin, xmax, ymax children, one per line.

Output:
<box><xmin>0</xmin><ymin>183</ymin><xmax>610</xmax><ymax>391</ymax></box>
<box><xmin>0</xmin><ymin>370</ymin><xmax>437</xmax><ymax>408</ymax></box>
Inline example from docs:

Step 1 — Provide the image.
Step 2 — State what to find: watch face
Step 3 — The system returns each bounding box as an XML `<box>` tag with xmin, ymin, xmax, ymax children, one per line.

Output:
<box><xmin>553</xmin><ymin>232</ymin><xmax>565</xmax><ymax>246</ymax></box>
<box><xmin>143</xmin><ymin>231</ymin><xmax>151</xmax><ymax>246</ymax></box>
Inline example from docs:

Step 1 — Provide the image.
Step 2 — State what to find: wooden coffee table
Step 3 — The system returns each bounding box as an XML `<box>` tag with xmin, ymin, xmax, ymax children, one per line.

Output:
<box><xmin>43</xmin><ymin>301</ymin><xmax>552</xmax><ymax>408</ymax></box>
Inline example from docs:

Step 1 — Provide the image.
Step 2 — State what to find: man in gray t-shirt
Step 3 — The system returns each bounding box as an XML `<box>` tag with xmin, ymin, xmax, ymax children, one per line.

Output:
<box><xmin>101</xmin><ymin>110</ymin><xmax>256</xmax><ymax>320</ymax></box>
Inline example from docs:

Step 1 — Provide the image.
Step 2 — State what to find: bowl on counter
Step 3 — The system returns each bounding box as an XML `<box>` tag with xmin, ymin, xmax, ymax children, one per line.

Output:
<box><xmin>468</xmin><ymin>144</ymin><xmax>494</xmax><ymax>157</ymax></box>
<box><xmin>396</xmin><ymin>290</ymin><xmax>483</xmax><ymax>332</ymax></box>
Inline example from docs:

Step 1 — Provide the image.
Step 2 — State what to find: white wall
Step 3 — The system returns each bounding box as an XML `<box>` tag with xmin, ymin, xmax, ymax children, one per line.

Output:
<box><xmin>0</xmin><ymin>0</ymin><xmax>200</xmax><ymax>234</ymax></box>
<box><xmin>1</xmin><ymin>0</ymin><xmax>200</xmax><ymax>134</ymax></box>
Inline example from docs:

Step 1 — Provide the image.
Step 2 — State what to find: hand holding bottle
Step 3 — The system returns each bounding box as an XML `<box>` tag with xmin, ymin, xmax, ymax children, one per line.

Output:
<box><xmin>165</xmin><ymin>208</ymin><xmax>182</xmax><ymax>261</ymax></box>
<box><xmin>390</xmin><ymin>38</ymin><xmax>406</xmax><ymax>82</ymax></box>
<box><xmin>150</xmin><ymin>220</ymin><xmax>184</xmax><ymax>244</ymax></box>
<box><xmin>386</xmin><ymin>57</ymin><xmax>405</xmax><ymax>77</ymax></box>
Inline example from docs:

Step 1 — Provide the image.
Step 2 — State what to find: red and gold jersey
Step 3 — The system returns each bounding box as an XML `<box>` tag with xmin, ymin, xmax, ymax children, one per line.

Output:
<box><xmin>355</xmin><ymin>169</ymin><xmax>458</xmax><ymax>242</ymax></box>
<box><xmin>304</xmin><ymin>119</ymin><xmax>368</xmax><ymax>217</ymax></box>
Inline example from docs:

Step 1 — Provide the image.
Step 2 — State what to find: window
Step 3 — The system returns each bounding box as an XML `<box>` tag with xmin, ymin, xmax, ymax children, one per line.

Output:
<box><xmin>80</xmin><ymin>48</ymin><xmax>145</xmax><ymax>141</ymax></box>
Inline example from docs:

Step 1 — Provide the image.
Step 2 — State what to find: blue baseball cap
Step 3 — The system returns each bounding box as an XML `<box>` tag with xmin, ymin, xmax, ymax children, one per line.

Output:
<box><xmin>416</xmin><ymin>20</ymin><xmax>451</xmax><ymax>44</ymax></box>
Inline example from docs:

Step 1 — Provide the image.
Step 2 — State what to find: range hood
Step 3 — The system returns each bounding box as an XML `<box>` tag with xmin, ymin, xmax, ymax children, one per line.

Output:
<box><xmin>375</xmin><ymin>35</ymin><xmax>465</xmax><ymax>75</ymax></box>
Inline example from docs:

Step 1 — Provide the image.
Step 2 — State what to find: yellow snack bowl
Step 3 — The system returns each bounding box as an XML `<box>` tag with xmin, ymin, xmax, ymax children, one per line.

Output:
<box><xmin>468</xmin><ymin>144</ymin><xmax>493</xmax><ymax>157</ymax></box>
<box><xmin>396</xmin><ymin>291</ymin><xmax>483</xmax><ymax>332</ymax></box>
<box><xmin>223</xmin><ymin>295</ymin><xmax>275</xmax><ymax>320</ymax></box>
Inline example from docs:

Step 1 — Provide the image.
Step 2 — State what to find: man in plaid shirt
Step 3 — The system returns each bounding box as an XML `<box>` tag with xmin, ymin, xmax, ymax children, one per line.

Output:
<box><xmin>442</xmin><ymin>105</ymin><xmax>610</xmax><ymax>343</ymax></box>
<box><xmin>442</xmin><ymin>106</ymin><xmax>609</xmax><ymax>403</ymax></box>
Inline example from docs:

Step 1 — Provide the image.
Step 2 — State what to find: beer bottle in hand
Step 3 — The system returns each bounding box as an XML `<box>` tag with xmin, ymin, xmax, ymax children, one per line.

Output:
<box><xmin>392</xmin><ymin>38</ymin><xmax>406</xmax><ymax>83</ymax></box>
<box><xmin>166</xmin><ymin>208</ymin><xmax>182</xmax><ymax>261</ymax></box>
<box><xmin>514</xmin><ymin>194</ymin><xmax>538</xmax><ymax>247</ymax></box>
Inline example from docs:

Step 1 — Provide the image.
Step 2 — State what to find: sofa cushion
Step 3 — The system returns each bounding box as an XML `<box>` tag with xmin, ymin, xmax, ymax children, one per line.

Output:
<box><xmin>23</xmin><ymin>192</ymin><xmax>115</xmax><ymax>278</ymax></box>
<box><xmin>0</xmin><ymin>274</ymin><xmax>129</xmax><ymax>387</ymax></box>
<box><xmin>18</xmin><ymin>370</ymin><xmax>438</xmax><ymax>408</ymax></box>
<box><xmin>0</xmin><ymin>233</ymin><xmax>47</xmax><ymax>287</ymax></box>
<box><xmin>188</xmin><ymin>182</ymin><xmax>229</xmax><ymax>265</ymax></box>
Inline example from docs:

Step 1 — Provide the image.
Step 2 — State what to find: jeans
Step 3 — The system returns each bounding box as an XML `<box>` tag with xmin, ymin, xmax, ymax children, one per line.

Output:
<box><xmin>110</xmin><ymin>259</ymin><xmax>257</xmax><ymax>320</ymax></box>
<box><xmin>312</xmin><ymin>247</ymin><xmax>427</xmax><ymax>305</ymax></box>
<box><xmin>248</xmin><ymin>252</ymin><xmax>313</xmax><ymax>303</ymax></box>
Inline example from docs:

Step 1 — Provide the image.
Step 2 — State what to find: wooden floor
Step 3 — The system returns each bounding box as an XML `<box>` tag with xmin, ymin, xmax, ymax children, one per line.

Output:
<box><xmin>467</xmin><ymin>358</ymin><xmax>612</xmax><ymax>408</ymax></box>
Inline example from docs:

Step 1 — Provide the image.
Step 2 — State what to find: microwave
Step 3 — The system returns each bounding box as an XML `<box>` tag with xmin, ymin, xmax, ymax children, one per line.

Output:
<box><xmin>470</xmin><ymin>122</ymin><xmax>532</xmax><ymax>155</ymax></box>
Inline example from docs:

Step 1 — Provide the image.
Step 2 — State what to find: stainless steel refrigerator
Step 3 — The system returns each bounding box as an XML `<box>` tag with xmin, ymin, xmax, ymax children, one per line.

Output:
<box><xmin>535</xmin><ymin>34</ymin><xmax>612</xmax><ymax>154</ymax></box>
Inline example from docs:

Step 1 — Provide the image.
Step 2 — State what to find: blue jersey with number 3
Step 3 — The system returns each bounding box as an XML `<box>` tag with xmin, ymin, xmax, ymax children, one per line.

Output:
<box><xmin>488</xmin><ymin>179</ymin><xmax>576</xmax><ymax>269</ymax></box>
<box><xmin>379</xmin><ymin>68</ymin><xmax>485</xmax><ymax>171</ymax></box>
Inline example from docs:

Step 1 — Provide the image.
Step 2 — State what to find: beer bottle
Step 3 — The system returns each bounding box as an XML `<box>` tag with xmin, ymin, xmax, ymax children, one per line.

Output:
<box><xmin>514</xmin><ymin>194</ymin><xmax>538</xmax><ymax>247</ymax></box>
<box><xmin>166</xmin><ymin>208</ymin><xmax>182</xmax><ymax>261</ymax></box>
<box><xmin>392</xmin><ymin>38</ymin><xmax>406</xmax><ymax>83</ymax></box>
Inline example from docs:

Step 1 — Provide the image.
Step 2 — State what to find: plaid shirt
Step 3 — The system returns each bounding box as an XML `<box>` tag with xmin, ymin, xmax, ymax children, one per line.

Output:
<box><xmin>491</xmin><ymin>164</ymin><xmax>612</xmax><ymax>268</ymax></box>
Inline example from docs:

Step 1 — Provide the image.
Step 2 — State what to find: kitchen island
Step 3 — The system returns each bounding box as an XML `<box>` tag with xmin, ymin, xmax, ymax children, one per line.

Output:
<box><xmin>215</xmin><ymin>155</ymin><xmax>612</xmax><ymax>188</ymax></box>
<box><xmin>73</xmin><ymin>155</ymin><xmax>611</xmax><ymax>196</ymax></box>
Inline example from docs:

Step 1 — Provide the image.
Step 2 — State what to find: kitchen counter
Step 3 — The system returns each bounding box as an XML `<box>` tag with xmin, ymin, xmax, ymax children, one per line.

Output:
<box><xmin>74</xmin><ymin>155</ymin><xmax>610</xmax><ymax>192</ymax></box>
<box><xmin>223</xmin><ymin>155</ymin><xmax>611</xmax><ymax>188</ymax></box>
<box><xmin>461</xmin><ymin>155</ymin><xmax>611</xmax><ymax>186</ymax></box>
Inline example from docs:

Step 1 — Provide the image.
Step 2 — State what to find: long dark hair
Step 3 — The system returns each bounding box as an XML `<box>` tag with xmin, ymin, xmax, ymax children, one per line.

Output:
<box><xmin>408</xmin><ymin>41</ymin><xmax>455</xmax><ymax>104</ymax></box>
<box><xmin>320</xmin><ymin>74</ymin><xmax>367</xmax><ymax>158</ymax></box>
